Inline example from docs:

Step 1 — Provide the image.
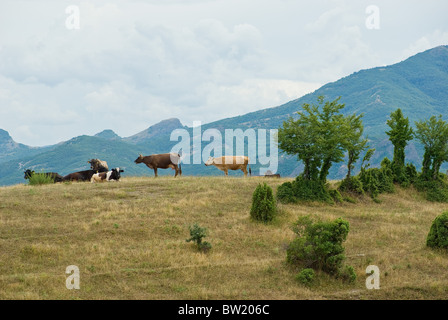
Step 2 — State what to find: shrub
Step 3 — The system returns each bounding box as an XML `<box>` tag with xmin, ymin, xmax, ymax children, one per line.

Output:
<box><xmin>286</xmin><ymin>216</ymin><xmax>350</xmax><ymax>275</ymax></box>
<box><xmin>338</xmin><ymin>265</ymin><xmax>357</xmax><ymax>283</ymax></box>
<box><xmin>250</xmin><ymin>183</ymin><xmax>277</xmax><ymax>223</ymax></box>
<box><xmin>295</xmin><ymin>268</ymin><xmax>315</xmax><ymax>286</ymax></box>
<box><xmin>277</xmin><ymin>176</ymin><xmax>333</xmax><ymax>204</ymax></box>
<box><xmin>358</xmin><ymin>158</ymin><xmax>395</xmax><ymax>200</ymax></box>
<box><xmin>414</xmin><ymin>177</ymin><xmax>448</xmax><ymax>203</ymax></box>
<box><xmin>338</xmin><ymin>176</ymin><xmax>364</xmax><ymax>195</ymax></box>
<box><xmin>426</xmin><ymin>212</ymin><xmax>448</xmax><ymax>249</ymax></box>
<box><xmin>28</xmin><ymin>173</ymin><xmax>55</xmax><ymax>186</ymax></box>
<box><xmin>186</xmin><ymin>223</ymin><xmax>212</xmax><ymax>253</ymax></box>
<box><xmin>329</xmin><ymin>189</ymin><xmax>343</xmax><ymax>203</ymax></box>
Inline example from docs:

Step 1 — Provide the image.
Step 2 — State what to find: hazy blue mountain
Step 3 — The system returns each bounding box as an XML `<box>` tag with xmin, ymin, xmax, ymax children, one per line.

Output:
<box><xmin>1</xmin><ymin>45</ymin><xmax>447</xmax><ymax>185</ymax></box>
<box><xmin>94</xmin><ymin>129</ymin><xmax>121</xmax><ymax>140</ymax></box>
<box><xmin>0</xmin><ymin>129</ymin><xmax>55</xmax><ymax>164</ymax></box>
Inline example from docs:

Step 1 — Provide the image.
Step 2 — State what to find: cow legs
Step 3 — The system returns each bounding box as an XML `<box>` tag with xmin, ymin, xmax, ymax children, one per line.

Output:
<box><xmin>242</xmin><ymin>167</ymin><xmax>248</xmax><ymax>177</ymax></box>
<box><xmin>174</xmin><ymin>165</ymin><xmax>179</xmax><ymax>178</ymax></box>
<box><xmin>224</xmin><ymin>169</ymin><xmax>228</xmax><ymax>176</ymax></box>
<box><xmin>154</xmin><ymin>168</ymin><xmax>158</xmax><ymax>178</ymax></box>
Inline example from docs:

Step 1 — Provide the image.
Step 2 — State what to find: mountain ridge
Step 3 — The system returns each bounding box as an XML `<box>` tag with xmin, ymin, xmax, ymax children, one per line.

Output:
<box><xmin>1</xmin><ymin>45</ymin><xmax>447</xmax><ymax>185</ymax></box>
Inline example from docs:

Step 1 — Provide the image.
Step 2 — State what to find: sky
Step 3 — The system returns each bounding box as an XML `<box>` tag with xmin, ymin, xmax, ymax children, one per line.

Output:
<box><xmin>0</xmin><ymin>0</ymin><xmax>447</xmax><ymax>146</ymax></box>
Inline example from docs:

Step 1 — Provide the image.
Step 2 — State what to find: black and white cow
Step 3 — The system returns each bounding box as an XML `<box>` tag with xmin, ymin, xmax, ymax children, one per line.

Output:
<box><xmin>90</xmin><ymin>168</ymin><xmax>124</xmax><ymax>183</ymax></box>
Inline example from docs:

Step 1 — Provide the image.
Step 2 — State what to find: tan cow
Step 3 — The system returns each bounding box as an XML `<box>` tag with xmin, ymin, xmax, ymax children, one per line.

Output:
<box><xmin>204</xmin><ymin>156</ymin><xmax>251</xmax><ymax>177</ymax></box>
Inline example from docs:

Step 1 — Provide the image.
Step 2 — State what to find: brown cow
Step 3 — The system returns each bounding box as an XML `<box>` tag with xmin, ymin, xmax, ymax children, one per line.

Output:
<box><xmin>134</xmin><ymin>153</ymin><xmax>182</xmax><ymax>177</ymax></box>
<box><xmin>204</xmin><ymin>156</ymin><xmax>251</xmax><ymax>177</ymax></box>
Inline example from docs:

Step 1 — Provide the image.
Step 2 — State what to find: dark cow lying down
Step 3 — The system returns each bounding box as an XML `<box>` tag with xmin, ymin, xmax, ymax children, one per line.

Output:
<box><xmin>91</xmin><ymin>168</ymin><xmax>124</xmax><ymax>183</ymax></box>
<box><xmin>62</xmin><ymin>170</ymin><xmax>96</xmax><ymax>182</ymax></box>
<box><xmin>24</xmin><ymin>169</ymin><xmax>63</xmax><ymax>183</ymax></box>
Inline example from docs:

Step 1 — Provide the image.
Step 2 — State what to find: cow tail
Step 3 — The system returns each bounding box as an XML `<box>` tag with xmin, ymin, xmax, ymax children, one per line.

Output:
<box><xmin>178</xmin><ymin>154</ymin><xmax>182</xmax><ymax>176</ymax></box>
<box><xmin>249</xmin><ymin>165</ymin><xmax>252</xmax><ymax>177</ymax></box>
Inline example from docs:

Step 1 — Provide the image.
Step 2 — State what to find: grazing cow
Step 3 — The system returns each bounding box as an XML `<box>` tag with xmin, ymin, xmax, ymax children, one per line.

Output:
<box><xmin>88</xmin><ymin>159</ymin><xmax>109</xmax><ymax>172</ymax></box>
<box><xmin>91</xmin><ymin>168</ymin><xmax>124</xmax><ymax>183</ymax></box>
<box><xmin>24</xmin><ymin>169</ymin><xmax>63</xmax><ymax>183</ymax></box>
<box><xmin>134</xmin><ymin>153</ymin><xmax>182</xmax><ymax>177</ymax></box>
<box><xmin>62</xmin><ymin>170</ymin><xmax>96</xmax><ymax>182</ymax></box>
<box><xmin>204</xmin><ymin>156</ymin><xmax>251</xmax><ymax>177</ymax></box>
<box><xmin>264</xmin><ymin>170</ymin><xmax>281</xmax><ymax>178</ymax></box>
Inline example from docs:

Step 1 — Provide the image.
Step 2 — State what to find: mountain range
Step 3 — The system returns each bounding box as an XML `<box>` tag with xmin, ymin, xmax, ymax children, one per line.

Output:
<box><xmin>1</xmin><ymin>45</ymin><xmax>447</xmax><ymax>186</ymax></box>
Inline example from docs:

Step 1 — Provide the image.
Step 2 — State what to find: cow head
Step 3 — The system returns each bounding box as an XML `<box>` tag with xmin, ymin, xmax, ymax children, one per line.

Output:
<box><xmin>24</xmin><ymin>169</ymin><xmax>35</xmax><ymax>179</ymax></box>
<box><xmin>134</xmin><ymin>154</ymin><xmax>144</xmax><ymax>164</ymax></box>
<box><xmin>110</xmin><ymin>168</ymin><xmax>124</xmax><ymax>180</ymax></box>
<box><xmin>204</xmin><ymin>157</ymin><xmax>214</xmax><ymax>166</ymax></box>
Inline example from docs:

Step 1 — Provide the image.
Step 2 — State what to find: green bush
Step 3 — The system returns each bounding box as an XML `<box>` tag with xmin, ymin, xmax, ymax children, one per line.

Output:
<box><xmin>426</xmin><ymin>212</ymin><xmax>448</xmax><ymax>249</ymax></box>
<box><xmin>28</xmin><ymin>173</ymin><xmax>55</xmax><ymax>186</ymax></box>
<box><xmin>329</xmin><ymin>189</ymin><xmax>343</xmax><ymax>203</ymax></box>
<box><xmin>277</xmin><ymin>176</ymin><xmax>333</xmax><ymax>204</ymax></box>
<box><xmin>358</xmin><ymin>158</ymin><xmax>395</xmax><ymax>200</ymax></box>
<box><xmin>414</xmin><ymin>177</ymin><xmax>448</xmax><ymax>203</ymax></box>
<box><xmin>338</xmin><ymin>265</ymin><xmax>357</xmax><ymax>283</ymax></box>
<box><xmin>286</xmin><ymin>216</ymin><xmax>350</xmax><ymax>275</ymax></box>
<box><xmin>186</xmin><ymin>223</ymin><xmax>212</xmax><ymax>253</ymax></box>
<box><xmin>250</xmin><ymin>183</ymin><xmax>277</xmax><ymax>223</ymax></box>
<box><xmin>338</xmin><ymin>176</ymin><xmax>364</xmax><ymax>195</ymax></box>
<box><xmin>295</xmin><ymin>268</ymin><xmax>315</xmax><ymax>286</ymax></box>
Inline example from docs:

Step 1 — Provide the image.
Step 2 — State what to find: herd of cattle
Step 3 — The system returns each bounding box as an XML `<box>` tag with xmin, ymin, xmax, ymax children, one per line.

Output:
<box><xmin>23</xmin><ymin>153</ymin><xmax>280</xmax><ymax>183</ymax></box>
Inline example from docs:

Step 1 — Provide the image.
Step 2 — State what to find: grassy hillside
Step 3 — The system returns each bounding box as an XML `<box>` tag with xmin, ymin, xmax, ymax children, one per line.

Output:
<box><xmin>1</xmin><ymin>176</ymin><xmax>447</xmax><ymax>299</ymax></box>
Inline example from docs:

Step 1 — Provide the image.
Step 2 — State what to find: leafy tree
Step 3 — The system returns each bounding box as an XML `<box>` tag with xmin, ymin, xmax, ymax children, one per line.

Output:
<box><xmin>415</xmin><ymin>115</ymin><xmax>448</xmax><ymax>180</ymax></box>
<box><xmin>385</xmin><ymin>109</ymin><xmax>414</xmax><ymax>183</ymax></box>
<box><xmin>344</xmin><ymin>113</ymin><xmax>369</xmax><ymax>179</ymax></box>
<box><xmin>278</xmin><ymin>96</ymin><xmax>363</xmax><ymax>183</ymax></box>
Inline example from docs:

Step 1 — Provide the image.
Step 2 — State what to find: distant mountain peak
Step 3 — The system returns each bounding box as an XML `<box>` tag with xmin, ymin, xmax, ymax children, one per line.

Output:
<box><xmin>124</xmin><ymin>118</ymin><xmax>184</xmax><ymax>145</ymax></box>
<box><xmin>94</xmin><ymin>129</ymin><xmax>121</xmax><ymax>140</ymax></box>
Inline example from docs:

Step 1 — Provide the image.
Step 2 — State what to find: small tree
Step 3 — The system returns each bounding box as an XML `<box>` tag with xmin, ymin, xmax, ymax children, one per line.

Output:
<box><xmin>251</xmin><ymin>183</ymin><xmax>277</xmax><ymax>222</ymax></box>
<box><xmin>385</xmin><ymin>109</ymin><xmax>414</xmax><ymax>184</ymax></box>
<box><xmin>344</xmin><ymin>113</ymin><xmax>369</xmax><ymax>180</ymax></box>
<box><xmin>186</xmin><ymin>223</ymin><xmax>212</xmax><ymax>253</ymax></box>
<box><xmin>415</xmin><ymin>115</ymin><xmax>448</xmax><ymax>181</ymax></box>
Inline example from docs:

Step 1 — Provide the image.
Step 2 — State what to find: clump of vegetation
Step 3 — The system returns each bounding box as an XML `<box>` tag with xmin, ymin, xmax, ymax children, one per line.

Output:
<box><xmin>338</xmin><ymin>265</ymin><xmax>357</xmax><ymax>283</ymax></box>
<box><xmin>186</xmin><ymin>223</ymin><xmax>212</xmax><ymax>253</ymax></box>
<box><xmin>338</xmin><ymin>176</ymin><xmax>364</xmax><ymax>195</ymax></box>
<box><xmin>385</xmin><ymin>108</ymin><xmax>414</xmax><ymax>185</ymax></box>
<box><xmin>426</xmin><ymin>212</ymin><xmax>448</xmax><ymax>250</ymax></box>
<box><xmin>250</xmin><ymin>183</ymin><xmax>277</xmax><ymax>223</ymax></box>
<box><xmin>278</xmin><ymin>96</ymin><xmax>367</xmax><ymax>204</ymax></box>
<box><xmin>277</xmin><ymin>176</ymin><xmax>332</xmax><ymax>204</ymax></box>
<box><xmin>28</xmin><ymin>172</ymin><xmax>55</xmax><ymax>186</ymax></box>
<box><xmin>286</xmin><ymin>216</ymin><xmax>355</xmax><ymax>283</ymax></box>
<box><xmin>295</xmin><ymin>268</ymin><xmax>315</xmax><ymax>286</ymax></box>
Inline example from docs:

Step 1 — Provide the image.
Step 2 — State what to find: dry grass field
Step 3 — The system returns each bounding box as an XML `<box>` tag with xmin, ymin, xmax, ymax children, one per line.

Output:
<box><xmin>0</xmin><ymin>176</ymin><xmax>447</xmax><ymax>300</ymax></box>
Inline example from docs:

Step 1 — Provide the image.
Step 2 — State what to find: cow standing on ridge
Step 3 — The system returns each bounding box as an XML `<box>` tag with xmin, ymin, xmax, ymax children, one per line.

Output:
<box><xmin>134</xmin><ymin>153</ymin><xmax>182</xmax><ymax>177</ymax></box>
<box><xmin>205</xmin><ymin>156</ymin><xmax>251</xmax><ymax>177</ymax></box>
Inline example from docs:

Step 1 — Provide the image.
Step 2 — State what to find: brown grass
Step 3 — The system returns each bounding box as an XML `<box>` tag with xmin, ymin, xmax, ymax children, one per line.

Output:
<box><xmin>0</xmin><ymin>176</ymin><xmax>447</xmax><ymax>300</ymax></box>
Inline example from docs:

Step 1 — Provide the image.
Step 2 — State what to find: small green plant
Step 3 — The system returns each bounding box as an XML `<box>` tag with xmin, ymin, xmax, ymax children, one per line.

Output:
<box><xmin>426</xmin><ymin>212</ymin><xmax>448</xmax><ymax>249</ymax></box>
<box><xmin>287</xmin><ymin>216</ymin><xmax>351</xmax><ymax>277</ymax></box>
<box><xmin>250</xmin><ymin>183</ymin><xmax>277</xmax><ymax>223</ymax></box>
<box><xmin>338</xmin><ymin>265</ymin><xmax>357</xmax><ymax>283</ymax></box>
<box><xmin>186</xmin><ymin>223</ymin><xmax>212</xmax><ymax>253</ymax></box>
<box><xmin>295</xmin><ymin>268</ymin><xmax>315</xmax><ymax>286</ymax></box>
<box><xmin>28</xmin><ymin>172</ymin><xmax>55</xmax><ymax>186</ymax></box>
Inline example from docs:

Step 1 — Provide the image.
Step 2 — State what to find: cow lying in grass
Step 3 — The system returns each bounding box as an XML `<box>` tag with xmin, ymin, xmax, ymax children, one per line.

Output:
<box><xmin>24</xmin><ymin>169</ymin><xmax>63</xmax><ymax>183</ymax></box>
<box><xmin>62</xmin><ymin>170</ymin><xmax>96</xmax><ymax>182</ymax></box>
<box><xmin>90</xmin><ymin>168</ymin><xmax>124</xmax><ymax>183</ymax></box>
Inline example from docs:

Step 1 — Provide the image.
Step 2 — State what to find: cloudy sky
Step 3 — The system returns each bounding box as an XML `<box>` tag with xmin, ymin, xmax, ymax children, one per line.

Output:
<box><xmin>0</xmin><ymin>0</ymin><xmax>447</xmax><ymax>146</ymax></box>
